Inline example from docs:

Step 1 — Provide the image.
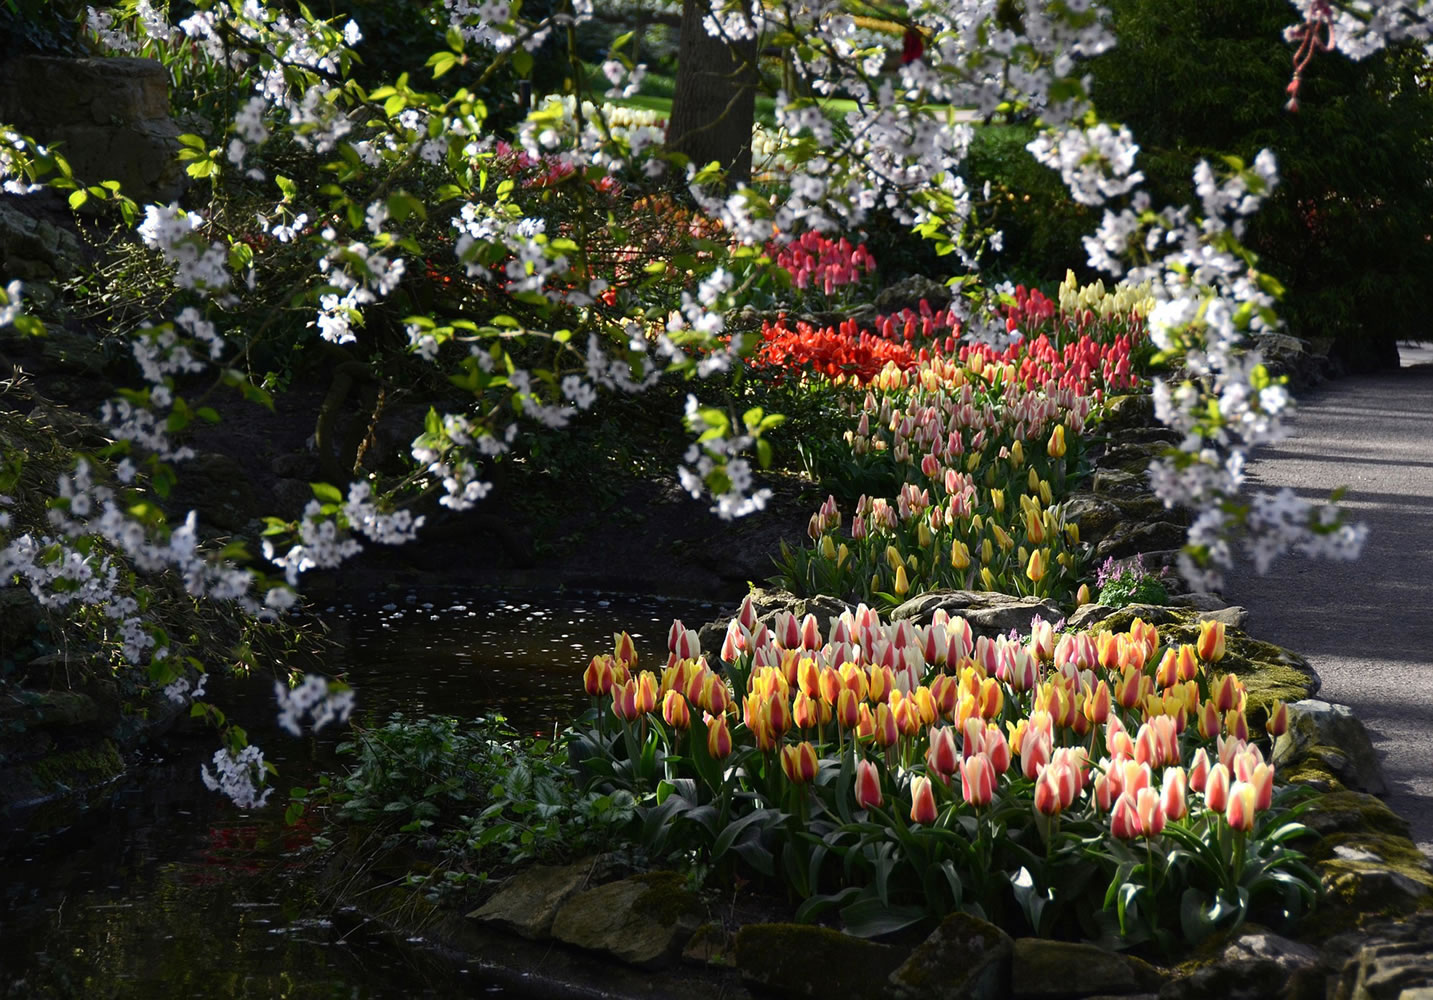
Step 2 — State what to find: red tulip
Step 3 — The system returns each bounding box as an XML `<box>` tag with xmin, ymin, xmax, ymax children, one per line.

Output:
<box><xmin>584</xmin><ymin>654</ymin><xmax>615</xmax><ymax>696</ymax></box>
<box><xmin>1266</xmin><ymin>700</ymin><xmax>1289</xmax><ymax>738</ymax></box>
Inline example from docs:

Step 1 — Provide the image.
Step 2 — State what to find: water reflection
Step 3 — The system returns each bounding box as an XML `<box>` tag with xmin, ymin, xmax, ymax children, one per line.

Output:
<box><xmin>1</xmin><ymin>589</ymin><xmax>716</xmax><ymax>999</ymax></box>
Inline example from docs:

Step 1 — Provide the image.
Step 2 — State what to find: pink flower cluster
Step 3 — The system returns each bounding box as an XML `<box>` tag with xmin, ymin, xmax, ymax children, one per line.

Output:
<box><xmin>771</xmin><ymin>231</ymin><xmax>876</xmax><ymax>293</ymax></box>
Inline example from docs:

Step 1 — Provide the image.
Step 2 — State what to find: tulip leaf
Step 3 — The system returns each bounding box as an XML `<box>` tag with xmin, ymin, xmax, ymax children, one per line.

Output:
<box><xmin>711</xmin><ymin>808</ymin><xmax>774</xmax><ymax>861</ymax></box>
<box><xmin>794</xmin><ymin>886</ymin><xmax>862</xmax><ymax>924</ymax></box>
<box><xmin>732</xmin><ymin>839</ymin><xmax>775</xmax><ymax>877</ymax></box>
<box><xmin>840</xmin><ymin>898</ymin><xmax>927</xmax><ymax>939</ymax></box>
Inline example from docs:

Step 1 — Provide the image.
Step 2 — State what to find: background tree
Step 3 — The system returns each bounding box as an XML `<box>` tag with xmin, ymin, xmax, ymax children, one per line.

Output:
<box><xmin>665</xmin><ymin>0</ymin><xmax>758</xmax><ymax>181</ymax></box>
<box><xmin>1090</xmin><ymin>0</ymin><xmax>1433</xmax><ymax>372</ymax></box>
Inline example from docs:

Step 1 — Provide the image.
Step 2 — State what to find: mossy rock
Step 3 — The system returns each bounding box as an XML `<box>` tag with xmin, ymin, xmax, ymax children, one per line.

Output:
<box><xmin>1009</xmin><ymin>938</ymin><xmax>1164</xmax><ymax>997</ymax></box>
<box><xmin>734</xmin><ymin>923</ymin><xmax>906</xmax><ymax>1000</ymax></box>
<box><xmin>889</xmin><ymin>911</ymin><xmax>1012</xmax><ymax>1000</ymax></box>
<box><xmin>1301</xmin><ymin>791</ymin><xmax>1411</xmax><ymax>840</ymax></box>
<box><xmin>683</xmin><ymin>921</ymin><xmax>735</xmax><ymax>967</ymax></box>
<box><xmin>26</xmin><ymin>738</ymin><xmax>124</xmax><ymax>794</ymax></box>
<box><xmin>1097</xmin><ymin>394</ymin><xmax>1156</xmax><ymax>432</ymax></box>
<box><xmin>550</xmin><ymin>871</ymin><xmax>704</xmax><ymax>968</ymax></box>
<box><xmin>1094</xmin><ymin>519</ymin><xmax>1192</xmax><ymax>560</ymax></box>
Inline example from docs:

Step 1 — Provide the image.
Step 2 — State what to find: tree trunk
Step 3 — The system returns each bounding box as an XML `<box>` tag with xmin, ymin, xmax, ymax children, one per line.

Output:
<box><xmin>666</xmin><ymin>0</ymin><xmax>758</xmax><ymax>183</ymax></box>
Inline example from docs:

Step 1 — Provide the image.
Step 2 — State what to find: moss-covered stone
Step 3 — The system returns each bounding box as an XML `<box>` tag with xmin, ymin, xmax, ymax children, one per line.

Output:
<box><xmin>550</xmin><ymin>871</ymin><xmax>704</xmax><ymax>968</ymax></box>
<box><xmin>1274</xmin><ymin>701</ymin><xmax>1386</xmax><ymax>795</ymax></box>
<box><xmin>734</xmin><ymin>923</ymin><xmax>906</xmax><ymax>1000</ymax></box>
<box><xmin>1302</xmin><ymin>791</ymin><xmax>1411</xmax><ymax>840</ymax></box>
<box><xmin>889</xmin><ymin>911</ymin><xmax>1011</xmax><ymax>1000</ymax></box>
<box><xmin>683</xmin><ymin>921</ymin><xmax>735</xmax><ymax>967</ymax></box>
<box><xmin>1010</xmin><ymin>938</ymin><xmax>1164</xmax><ymax>997</ymax></box>
<box><xmin>26</xmin><ymin>739</ymin><xmax>124</xmax><ymax>794</ymax></box>
<box><xmin>468</xmin><ymin>860</ymin><xmax>594</xmax><ymax>940</ymax></box>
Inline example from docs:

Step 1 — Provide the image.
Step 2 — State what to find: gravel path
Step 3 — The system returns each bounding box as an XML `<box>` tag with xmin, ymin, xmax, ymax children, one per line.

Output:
<box><xmin>1220</xmin><ymin>343</ymin><xmax>1433</xmax><ymax>858</ymax></box>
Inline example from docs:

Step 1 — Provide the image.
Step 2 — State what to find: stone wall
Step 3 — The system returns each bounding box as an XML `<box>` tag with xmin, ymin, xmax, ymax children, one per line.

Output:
<box><xmin>0</xmin><ymin>55</ymin><xmax>184</xmax><ymax>204</ymax></box>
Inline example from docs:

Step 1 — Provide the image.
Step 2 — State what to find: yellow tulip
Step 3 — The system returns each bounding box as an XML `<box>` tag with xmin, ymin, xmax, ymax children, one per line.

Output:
<box><xmin>1026</xmin><ymin>549</ymin><xmax>1047</xmax><ymax>583</ymax></box>
<box><xmin>1010</xmin><ymin>439</ymin><xmax>1024</xmax><ymax>468</ymax></box>
<box><xmin>894</xmin><ymin>564</ymin><xmax>910</xmax><ymax>596</ymax></box>
<box><xmin>821</xmin><ymin>534</ymin><xmax>837</xmax><ymax>560</ymax></box>
<box><xmin>950</xmin><ymin>539</ymin><xmax>970</xmax><ymax>570</ymax></box>
<box><xmin>1047</xmin><ymin>424</ymin><xmax>1067</xmax><ymax>459</ymax></box>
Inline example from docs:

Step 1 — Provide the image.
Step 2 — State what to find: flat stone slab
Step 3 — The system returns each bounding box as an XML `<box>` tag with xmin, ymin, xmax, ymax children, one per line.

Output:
<box><xmin>551</xmin><ymin>872</ymin><xmax>703</xmax><ymax>968</ymax></box>
<box><xmin>468</xmin><ymin>861</ymin><xmax>594</xmax><ymax>940</ymax></box>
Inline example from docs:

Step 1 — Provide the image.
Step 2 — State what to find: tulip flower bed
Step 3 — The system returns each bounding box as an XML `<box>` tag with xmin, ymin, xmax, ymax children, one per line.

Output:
<box><xmin>573</xmin><ymin>599</ymin><xmax>1318</xmax><ymax>951</ymax></box>
<box><xmin>761</xmin><ymin>274</ymin><xmax>1154</xmax><ymax>607</ymax></box>
<box><xmin>773</xmin><ymin>359</ymin><xmax>1096</xmax><ymax>605</ymax></box>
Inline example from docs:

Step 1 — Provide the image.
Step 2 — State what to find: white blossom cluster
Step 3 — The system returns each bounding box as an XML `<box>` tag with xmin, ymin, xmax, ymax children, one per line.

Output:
<box><xmin>200</xmin><ymin>745</ymin><xmax>273</xmax><ymax>809</ymax></box>
<box><xmin>677</xmin><ymin>395</ymin><xmax>774</xmax><ymax>521</ymax></box>
<box><xmin>274</xmin><ymin>674</ymin><xmax>355</xmax><ymax>736</ymax></box>
<box><xmin>313</xmin><ymin>233</ymin><xmax>406</xmax><ymax>344</ymax></box>
<box><xmin>137</xmin><ymin>203</ymin><xmax>232</xmax><ymax>295</ymax></box>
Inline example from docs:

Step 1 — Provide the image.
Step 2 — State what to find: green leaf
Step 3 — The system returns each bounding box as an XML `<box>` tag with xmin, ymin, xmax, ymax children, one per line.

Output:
<box><xmin>512</xmin><ymin>48</ymin><xmax>533</xmax><ymax>77</ymax></box>
<box><xmin>311</xmin><ymin>481</ymin><xmax>344</xmax><ymax>503</ymax></box>
<box><xmin>68</xmin><ymin>189</ymin><xmax>88</xmax><ymax>209</ymax></box>
<box><xmin>839</xmin><ymin>897</ymin><xmax>927</xmax><ymax>938</ymax></box>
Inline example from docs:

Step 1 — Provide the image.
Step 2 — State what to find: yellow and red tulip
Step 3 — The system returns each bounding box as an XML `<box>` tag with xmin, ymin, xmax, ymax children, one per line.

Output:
<box><xmin>706</xmin><ymin>712</ymin><xmax>733</xmax><ymax>759</ymax></box>
<box><xmin>1226</xmin><ymin>781</ymin><xmax>1258</xmax><ymax>832</ymax></box>
<box><xmin>662</xmin><ymin>689</ymin><xmax>691</xmax><ymax>729</ymax></box>
<box><xmin>780</xmin><ymin>741</ymin><xmax>819</xmax><ymax>784</ymax></box>
<box><xmin>960</xmin><ymin>752</ymin><xmax>996</xmax><ymax>807</ymax></box>
<box><xmin>1197</xmin><ymin>619</ymin><xmax>1227</xmax><ymax>663</ymax></box>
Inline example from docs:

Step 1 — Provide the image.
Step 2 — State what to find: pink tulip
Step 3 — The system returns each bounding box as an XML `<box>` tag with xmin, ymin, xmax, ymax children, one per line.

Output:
<box><xmin>855</xmin><ymin>759</ymin><xmax>883</xmax><ymax>810</ymax></box>
<box><xmin>1205</xmin><ymin>763</ymin><xmax>1232</xmax><ymax>813</ymax></box>
<box><xmin>960</xmin><ymin>753</ymin><xmax>996</xmax><ymax>807</ymax></box>
<box><xmin>910</xmin><ymin>775</ymin><xmax>938</xmax><ymax>824</ymax></box>
<box><xmin>1226</xmin><ymin>781</ymin><xmax>1257</xmax><ymax>832</ymax></box>
<box><xmin>926</xmin><ymin>726</ymin><xmax>959</xmax><ymax>779</ymax></box>
<box><xmin>1161</xmin><ymin>767</ymin><xmax>1188</xmax><ymax>822</ymax></box>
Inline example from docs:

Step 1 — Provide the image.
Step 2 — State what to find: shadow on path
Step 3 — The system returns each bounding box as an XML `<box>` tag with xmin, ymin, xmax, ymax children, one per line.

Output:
<box><xmin>1221</xmin><ymin>353</ymin><xmax>1433</xmax><ymax>858</ymax></box>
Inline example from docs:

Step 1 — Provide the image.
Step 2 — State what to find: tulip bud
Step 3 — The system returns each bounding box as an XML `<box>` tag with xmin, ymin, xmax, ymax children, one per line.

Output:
<box><xmin>634</xmin><ymin>671</ymin><xmax>659</xmax><ymax>714</ymax></box>
<box><xmin>1076</xmin><ymin>583</ymin><xmax>1092</xmax><ymax>606</ymax></box>
<box><xmin>1026</xmin><ymin>548</ymin><xmax>1047</xmax><ymax>583</ymax></box>
<box><xmin>1136</xmin><ymin>786</ymin><xmax>1165</xmax><ymax>837</ymax></box>
<box><xmin>910</xmin><ymin>775</ymin><xmax>938</xmax><ymax>824</ymax></box>
<box><xmin>855</xmin><ymin>759</ymin><xmax>883</xmax><ymax>809</ymax></box>
<box><xmin>1161</xmin><ymin>767</ymin><xmax>1188</xmax><ymax>822</ymax></box>
<box><xmin>1047</xmin><ymin>424</ymin><xmax>1067</xmax><ymax>459</ymax></box>
<box><xmin>612</xmin><ymin>680</ymin><xmax>640</xmax><ymax>722</ymax></box>
<box><xmin>662</xmin><ymin>690</ymin><xmax>691</xmax><ymax>729</ymax></box>
<box><xmin>706</xmin><ymin>712</ymin><xmax>733</xmax><ymax>759</ymax></box>
<box><xmin>1265</xmin><ymin>700</ymin><xmax>1289</xmax><ymax>738</ymax></box>
<box><xmin>584</xmin><ymin>654</ymin><xmax>615</xmax><ymax>696</ymax></box>
<box><xmin>614</xmin><ymin>631</ymin><xmax>638</xmax><ymax>669</ymax></box>
<box><xmin>1034</xmin><ymin>766</ymin><xmax>1063</xmax><ymax>816</ymax></box>
<box><xmin>894</xmin><ymin>564</ymin><xmax>910</xmax><ymax>596</ymax></box>
<box><xmin>874</xmin><ymin>703</ymin><xmax>900</xmax><ymax>748</ymax></box>
<box><xmin>1110</xmin><ymin>793</ymin><xmax>1140</xmax><ymax>839</ymax></box>
<box><xmin>836</xmin><ymin>688</ymin><xmax>860</xmax><ymax>730</ymax></box>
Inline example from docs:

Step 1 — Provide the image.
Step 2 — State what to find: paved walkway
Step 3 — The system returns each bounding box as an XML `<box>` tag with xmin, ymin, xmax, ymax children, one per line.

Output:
<box><xmin>1221</xmin><ymin>343</ymin><xmax>1433</xmax><ymax>858</ymax></box>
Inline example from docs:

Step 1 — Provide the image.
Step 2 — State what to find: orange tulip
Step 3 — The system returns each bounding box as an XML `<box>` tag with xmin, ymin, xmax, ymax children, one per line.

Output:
<box><xmin>792</xmin><ymin>689</ymin><xmax>820</xmax><ymax>730</ymax></box>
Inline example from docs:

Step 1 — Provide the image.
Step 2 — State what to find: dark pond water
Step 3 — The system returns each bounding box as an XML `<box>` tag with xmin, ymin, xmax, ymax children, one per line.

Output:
<box><xmin>0</xmin><ymin>589</ymin><xmax>719</xmax><ymax>999</ymax></box>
